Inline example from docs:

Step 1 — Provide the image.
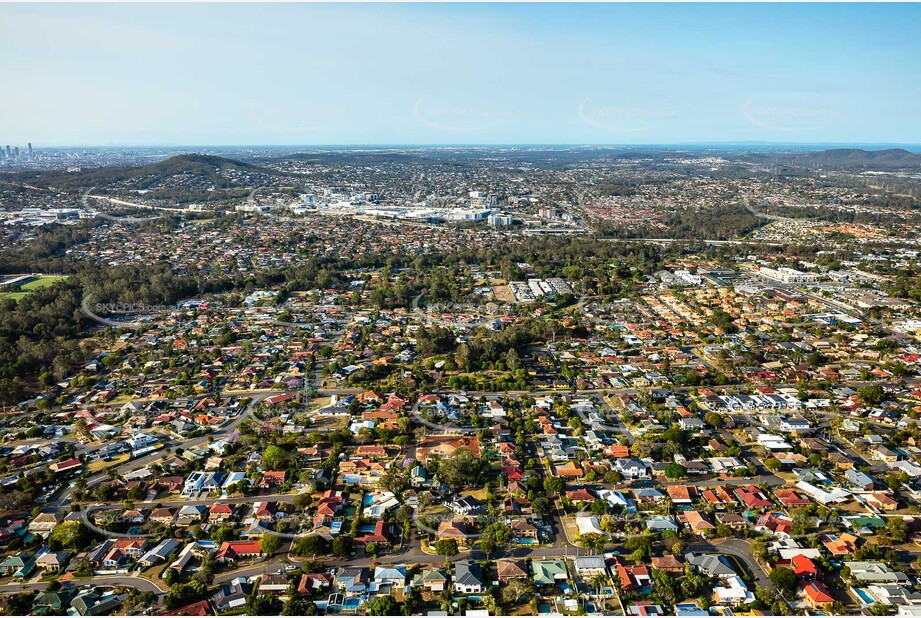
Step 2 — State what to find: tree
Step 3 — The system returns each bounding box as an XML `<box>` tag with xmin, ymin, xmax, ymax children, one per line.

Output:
<box><xmin>858</xmin><ymin>383</ymin><xmax>886</xmax><ymax>405</ymax></box>
<box><xmin>262</xmin><ymin>444</ymin><xmax>289</xmax><ymax>470</ymax></box>
<box><xmin>705</xmin><ymin>412</ymin><xmax>723</xmax><ymax>429</ymax></box>
<box><xmin>869</xmin><ymin>603</ymin><xmax>895</xmax><ymax>616</ymax></box>
<box><xmin>587</xmin><ymin>571</ymin><xmax>607</xmax><ymax>593</ymax></box>
<box><xmin>650</xmin><ymin>569</ymin><xmax>678</xmax><ymax>604</ymax></box>
<box><xmin>283</xmin><ymin>595</ymin><xmax>318</xmax><ymax>616</ymax></box>
<box><xmin>247</xmin><ymin>593</ymin><xmax>282</xmax><ymax>615</ymax></box>
<box><xmin>764</xmin><ymin>457</ymin><xmax>783</xmax><ymax>472</ymax></box>
<box><xmin>887</xmin><ymin>517</ymin><xmax>909</xmax><ymax>543</ymax></box>
<box><xmin>295</xmin><ymin>535</ymin><xmax>329</xmax><ymax>557</ymax></box>
<box><xmin>664</xmin><ymin>462</ymin><xmax>686</xmax><ymax>479</ymax></box>
<box><xmin>260</xmin><ymin>533</ymin><xmax>282</xmax><ymax>556</ymax></box>
<box><xmin>365</xmin><ymin>595</ymin><xmax>401</xmax><ymax>616</ymax></box>
<box><xmin>124</xmin><ymin>589</ymin><xmax>157</xmax><ymax>613</ymax></box>
<box><xmin>769</xmin><ymin>566</ymin><xmax>797</xmax><ymax>594</ymax></box>
<box><xmin>577</xmin><ymin>533</ymin><xmax>607</xmax><ymax>553</ymax></box>
<box><xmin>624</xmin><ymin>534</ymin><xmax>653</xmax><ymax>561</ymax></box>
<box><xmin>211</xmin><ymin>523</ymin><xmax>235</xmax><ymax>543</ymax></box>
<box><xmin>505</xmin><ymin>348</ymin><xmax>522</xmax><ymax>371</ymax></box>
<box><xmin>501</xmin><ymin>577</ymin><xmax>533</xmax><ymax>605</ymax></box>
<box><xmin>164</xmin><ymin>582</ymin><xmax>207</xmax><ymax>610</ymax></box>
<box><xmin>48</xmin><ymin>521</ymin><xmax>92</xmax><ymax>550</ymax></box>
<box><xmin>591</xmin><ymin>498</ymin><xmax>609</xmax><ymax>516</ymax></box>
<box><xmin>531</xmin><ymin>496</ymin><xmax>551</xmax><ymax>514</ymax></box>
<box><xmin>543</xmin><ymin>476</ymin><xmax>564</xmax><ymax>496</ymax></box>
<box><xmin>434</xmin><ymin>539</ymin><xmax>459</xmax><ymax>561</ymax></box>
<box><xmin>436</xmin><ymin>448</ymin><xmax>484</xmax><ymax>491</ymax></box>
<box><xmin>332</xmin><ymin>535</ymin><xmax>354</xmax><ymax>557</ymax></box>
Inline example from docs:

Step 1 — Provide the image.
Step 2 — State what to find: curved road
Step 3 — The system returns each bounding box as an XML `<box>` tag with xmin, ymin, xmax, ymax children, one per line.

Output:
<box><xmin>0</xmin><ymin>575</ymin><xmax>167</xmax><ymax>596</ymax></box>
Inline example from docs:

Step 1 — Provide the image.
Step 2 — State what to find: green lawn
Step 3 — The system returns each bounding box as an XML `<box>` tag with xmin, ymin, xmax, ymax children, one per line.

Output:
<box><xmin>0</xmin><ymin>275</ymin><xmax>69</xmax><ymax>301</ymax></box>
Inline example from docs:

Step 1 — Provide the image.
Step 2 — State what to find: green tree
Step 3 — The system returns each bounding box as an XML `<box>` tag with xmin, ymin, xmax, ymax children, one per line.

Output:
<box><xmin>858</xmin><ymin>383</ymin><xmax>886</xmax><ymax>405</ymax></box>
<box><xmin>48</xmin><ymin>521</ymin><xmax>92</xmax><ymax>550</ymax></box>
<box><xmin>887</xmin><ymin>517</ymin><xmax>909</xmax><ymax>543</ymax></box>
<box><xmin>505</xmin><ymin>348</ymin><xmax>522</xmax><ymax>371</ymax></box>
<box><xmin>260</xmin><ymin>533</ymin><xmax>282</xmax><ymax>556</ymax></box>
<box><xmin>543</xmin><ymin>476</ymin><xmax>564</xmax><ymax>496</ymax></box>
<box><xmin>769</xmin><ymin>566</ymin><xmax>797</xmax><ymax>594</ymax></box>
<box><xmin>262</xmin><ymin>444</ymin><xmax>289</xmax><ymax>470</ymax></box>
<box><xmin>664</xmin><ymin>462</ymin><xmax>686</xmax><ymax>479</ymax></box>
<box><xmin>332</xmin><ymin>535</ymin><xmax>354</xmax><ymax>557</ymax></box>
<box><xmin>577</xmin><ymin>533</ymin><xmax>607</xmax><ymax>553</ymax></box>
<box><xmin>434</xmin><ymin>538</ymin><xmax>459</xmax><ymax>561</ymax></box>
<box><xmin>283</xmin><ymin>595</ymin><xmax>318</xmax><ymax>616</ymax></box>
<box><xmin>211</xmin><ymin>523</ymin><xmax>235</xmax><ymax>543</ymax></box>
<box><xmin>247</xmin><ymin>593</ymin><xmax>282</xmax><ymax>615</ymax></box>
<box><xmin>295</xmin><ymin>535</ymin><xmax>329</xmax><ymax>557</ymax></box>
<box><xmin>366</xmin><ymin>594</ymin><xmax>401</xmax><ymax>616</ymax></box>
<box><xmin>531</xmin><ymin>496</ymin><xmax>551</xmax><ymax>514</ymax></box>
<box><xmin>869</xmin><ymin>604</ymin><xmax>895</xmax><ymax>616</ymax></box>
<box><xmin>436</xmin><ymin>448</ymin><xmax>485</xmax><ymax>491</ymax></box>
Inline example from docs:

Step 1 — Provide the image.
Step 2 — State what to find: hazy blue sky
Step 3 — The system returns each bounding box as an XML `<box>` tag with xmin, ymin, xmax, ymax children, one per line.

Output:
<box><xmin>2</xmin><ymin>3</ymin><xmax>919</xmax><ymax>146</ymax></box>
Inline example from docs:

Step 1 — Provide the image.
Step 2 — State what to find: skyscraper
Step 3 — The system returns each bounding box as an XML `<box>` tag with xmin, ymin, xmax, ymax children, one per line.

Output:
<box><xmin>4</xmin><ymin>145</ymin><xmax>10</xmax><ymax>158</ymax></box>
<box><xmin>13</xmin><ymin>147</ymin><xmax>19</xmax><ymax>158</ymax></box>
<box><xmin>28</xmin><ymin>143</ymin><xmax>32</xmax><ymax>156</ymax></box>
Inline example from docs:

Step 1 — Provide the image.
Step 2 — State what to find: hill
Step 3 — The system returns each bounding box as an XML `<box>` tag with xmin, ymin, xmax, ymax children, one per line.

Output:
<box><xmin>4</xmin><ymin>154</ymin><xmax>271</xmax><ymax>191</ymax></box>
<box><xmin>791</xmin><ymin>148</ymin><xmax>921</xmax><ymax>170</ymax></box>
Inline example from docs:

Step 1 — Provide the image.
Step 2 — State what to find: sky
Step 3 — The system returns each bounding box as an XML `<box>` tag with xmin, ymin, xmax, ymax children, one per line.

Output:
<box><xmin>1</xmin><ymin>3</ymin><xmax>920</xmax><ymax>147</ymax></box>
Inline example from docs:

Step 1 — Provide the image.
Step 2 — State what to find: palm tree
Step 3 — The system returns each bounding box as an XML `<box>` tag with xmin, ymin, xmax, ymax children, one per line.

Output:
<box><xmin>589</xmin><ymin>573</ymin><xmax>608</xmax><ymax>596</ymax></box>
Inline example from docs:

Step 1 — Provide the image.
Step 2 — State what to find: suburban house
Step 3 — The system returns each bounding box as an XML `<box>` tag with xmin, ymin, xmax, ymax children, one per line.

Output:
<box><xmin>215</xmin><ymin>541</ymin><xmax>262</xmax><ymax>563</ymax></box>
<box><xmin>496</xmin><ymin>559</ymin><xmax>528</xmax><ymax>582</ymax></box>
<box><xmin>453</xmin><ymin>560</ymin><xmax>485</xmax><ymax>594</ymax></box>
<box><xmin>533</xmin><ymin>559</ymin><xmax>569</xmax><ymax>587</ymax></box>
<box><xmin>420</xmin><ymin>568</ymin><xmax>448</xmax><ymax>592</ymax></box>
<box><xmin>574</xmin><ymin>555</ymin><xmax>608</xmax><ymax>578</ymax></box>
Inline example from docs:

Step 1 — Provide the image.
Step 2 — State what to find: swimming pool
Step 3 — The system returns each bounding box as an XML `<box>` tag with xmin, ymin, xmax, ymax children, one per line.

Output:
<box><xmin>854</xmin><ymin>588</ymin><xmax>874</xmax><ymax>605</ymax></box>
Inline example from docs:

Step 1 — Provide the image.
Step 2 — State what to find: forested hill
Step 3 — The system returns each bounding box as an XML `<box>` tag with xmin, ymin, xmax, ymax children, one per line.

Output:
<box><xmin>2</xmin><ymin>154</ymin><xmax>272</xmax><ymax>191</ymax></box>
<box><xmin>759</xmin><ymin>148</ymin><xmax>921</xmax><ymax>171</ymax></box>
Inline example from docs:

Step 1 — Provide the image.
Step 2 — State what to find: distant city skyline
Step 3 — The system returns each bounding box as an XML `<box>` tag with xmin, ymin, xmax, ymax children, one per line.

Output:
<box><xmin>1</xmin><ymin>3</ymin><xmax>919</xmax><ymax>147</ymax></box>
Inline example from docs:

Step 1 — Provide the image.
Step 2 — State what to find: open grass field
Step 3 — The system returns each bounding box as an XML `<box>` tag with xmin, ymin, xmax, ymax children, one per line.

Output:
<box><xmin>0</xmin><ymin>275</ymin><xmax>69</xmax><ymax>301</ymax></box>
<box><xmin>88</xmin><ymin>452</ymin><xmax>130</xmax><ymax>473</ymax></box>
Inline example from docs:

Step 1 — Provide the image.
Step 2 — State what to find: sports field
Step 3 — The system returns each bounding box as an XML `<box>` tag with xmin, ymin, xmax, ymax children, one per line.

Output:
<box><xmin>0</xmin><ymin>275</ymin><xmax>69</xmax><ymax>301</ymax></box>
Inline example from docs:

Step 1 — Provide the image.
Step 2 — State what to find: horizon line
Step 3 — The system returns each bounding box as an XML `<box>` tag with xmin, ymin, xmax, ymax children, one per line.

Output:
<box><xmin>16</xmin><ymin>141</ymin><xmax>921</xmax><ymax>151</ymax></box>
